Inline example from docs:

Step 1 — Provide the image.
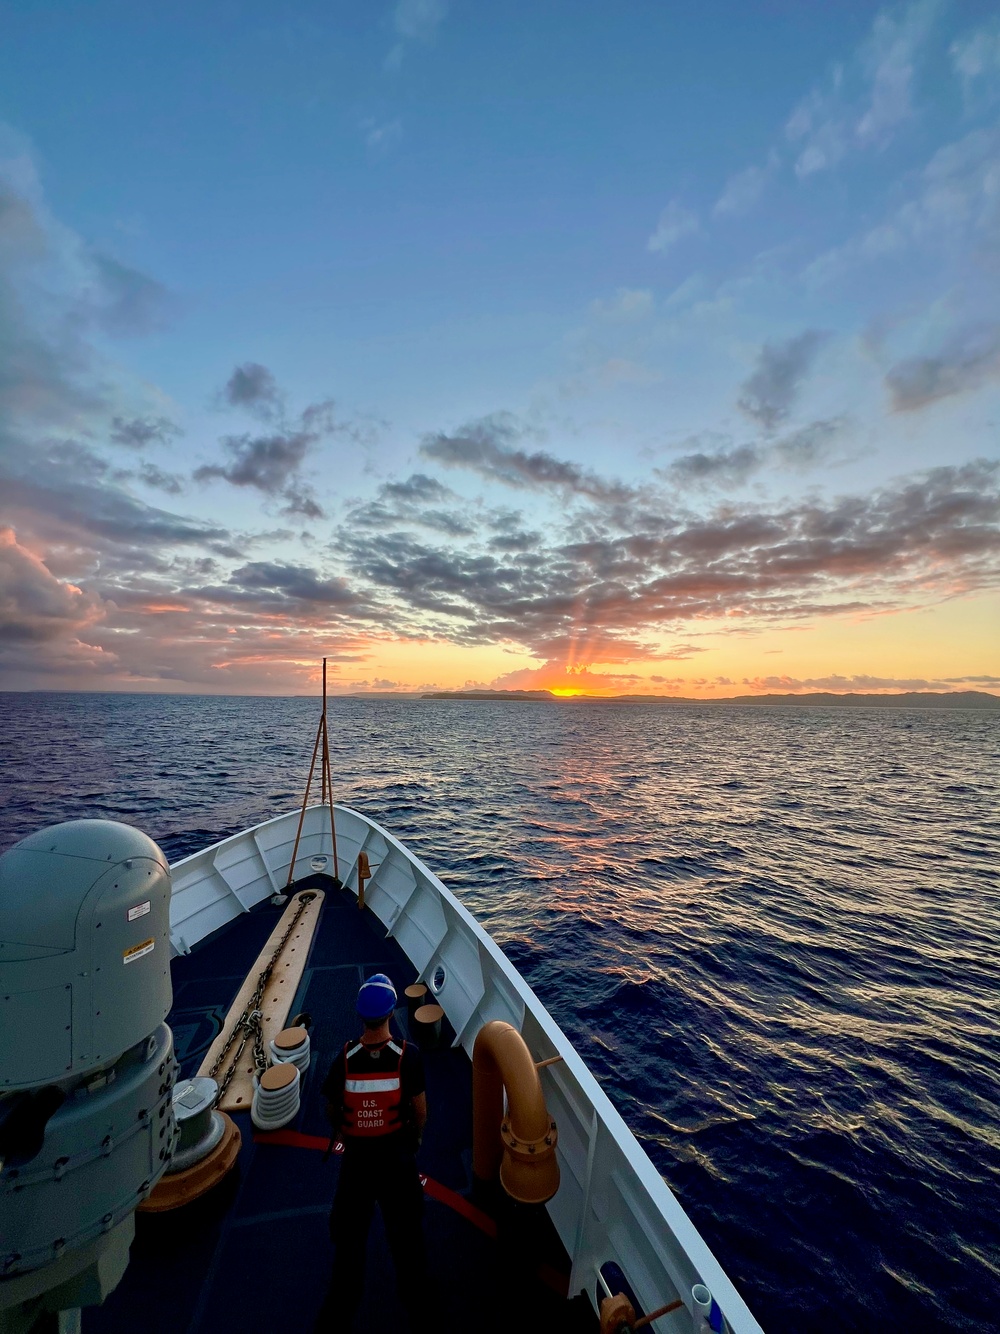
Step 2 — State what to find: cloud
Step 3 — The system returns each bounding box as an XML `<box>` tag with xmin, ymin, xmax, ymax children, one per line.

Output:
<box><xmin>382</xmin><ymin>473</ymin><xmax>451</xmax><ymax>504</ymax></box>
<box><xmin>786</xmin><ymin>0</ymin><xmax>938</xmax><ymax>176</ymax></box>
<box><xmin>137</xmin><ymin>462</ymin><xmax>185</xmax><ymax>495</ymax></box>
<box><xmin>420</xmin><ymin>414</ymin><xmax>636</xmax><ymax>504</ymax></box>
<box><xmin>1</xmin><ymin>125</ymin><xmax>997</xmax><ymax>694</ymax></box>
<box><xmin>803</xmin><ymin>125</ymin><xmax>1000</xmax><ymax>283</ymax></box>
<box><xmin>223</xmin><ymin>560</ymin><xmax>361</xmax><ymax>607</ymax></box>
<box><xmin>885</xmin><ymin>324</ymin><xmax>1000</xmax><ymax>410</ymax></box>
<box><xmin>280</xmin><ymin>485</ymin><xmax>325</xmax><ymax>520</ymax></box>
<box><xmin>589</xmin><ymin>288</ymin><xmax>654</xmax><ymax>322</ymax></box>
<box><xmin>349</xmin><ymin>473</ymin><xmax>473</xmax><ymax>537</ymax></box>
<box><xmin>665</xmin><ymin>444</ymin><xmax>763</xmax><ymax>488</ymax></box>
<box><xmin>773</xmin><ymin>418</ymin><xmax>846</xmax><ymax>468</ymax></box>
<box><xmin>487</xmin><ymin>662</ymin><xmax>649</xmax><ymax>693</ymax></box>
<box><xmin>196</xmin><ymin>370</ymin><xmax>357</xmax><ymax>517</ymax></box>
<box><xmin>195</xmin><ymin>431</ymin><xmax>313</xmax><ymax>492</ymax></box>
<box><xmin>0</xmin><ymin>171</ymin><xmax>108</xmax><ymax>430</ymax></box>
<box><xmin>950</xmin><ymin>21</ymin><xmax>1000</xmax><ymax>113</ymax></box>
<box><xmin>341</xmin><ymin>458</ymin><xmax>1000</xmax><ymax>662</ymax></box>
<box><xmin>0</xmin><ymin>183</ymin><xmax>46</xmax><ymax>258</ymax></box>
<box><xmin>109</xmin><ymin>415</ymin><xmax>182</xmax><ymax>449</ymax></box>
<box><xmin>786</xmin><ymin>71</ymin><xmax>850</xmax><ymax>177</ymax></box>
<box><xmin>3</xmin><ymin>455</ymin><xmax>233</xmax><ymax>554</ymax></box>
<box><xmin>87</xmin><ymin>253</ymin><xmax>171</xmax><ymax>336</ymax></box>
<box><xmin>0</xmin><ymin>149</ymin><xmax>241</xmax><ymax>634</ymax></box>
<box><xmin>385</xmin><ymin>0</ymin><xmax>448</xmax><ymax>70</ymax></box>
<box><xmin>713</xmin><ymin>159</ymin><xmax>774</xmax><ymax>217</ymax></box>
<box><xmin>223</xmin><ymin>362</ymin><xmax>283</xmax><ymax>419</ymax></box>
<box><xmin>0</xmin><ymin>526</ymin><xmax>97</xmax><ymax>644</ymax></box>
<box><xmin>737</xmin><ymin>331</ymin><xmax>828</xmax><ymax>431</ymax></box>
<box><xmin>855</xmin><ymin>1</ymin><xmax>938</xmax><ymax>148</ymax></box>
<box><xmin>647</xmin><ymin>201</ymin><xmax>698</xmax><ymax>254</ymax></box>
<box><xmin>740</xmin><ymin>673</ymin><xmax>992</xmax><ymax>693</ymax></box>
<box><xmin>0</xmin><ymin>131</ymin><xmax>388</xmax><ymax>691</ymax></box>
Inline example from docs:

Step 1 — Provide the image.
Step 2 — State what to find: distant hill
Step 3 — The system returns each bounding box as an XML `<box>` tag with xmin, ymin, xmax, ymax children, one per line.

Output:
<box><xmin>727</xmin><ymin>690</ymin><xmax>1000</xmax><ymax>709</ymax></box>
<box><xmin>421</xmin><ymin>689</ymin><xmax>556</xmax><ymax>700</ymax></box>
<box><xmin>419</xmin><ymin>689</ymin><xmax>1000</xmax><ymax>708</ymax></box>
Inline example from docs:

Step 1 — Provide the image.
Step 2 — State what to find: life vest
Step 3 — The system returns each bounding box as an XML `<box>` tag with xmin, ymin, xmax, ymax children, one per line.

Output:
<box><xmin>341</xmin><ymin>1038</ymin><xmax>406</xmax><ymax>1138</ymax></box>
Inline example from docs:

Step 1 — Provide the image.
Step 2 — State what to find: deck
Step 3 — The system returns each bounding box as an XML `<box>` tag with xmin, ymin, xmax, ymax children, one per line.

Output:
<box><xmin>88</xmin><ymin>877</ymin><xmax>597</xmax><ymax>1333</ymax></box>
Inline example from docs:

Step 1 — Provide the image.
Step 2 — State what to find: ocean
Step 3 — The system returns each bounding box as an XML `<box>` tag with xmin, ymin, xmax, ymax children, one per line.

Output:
<box><xmin>1</xmin><ymin>691</ymin><xmax>998</xmax><ymax>1333</ymax></box>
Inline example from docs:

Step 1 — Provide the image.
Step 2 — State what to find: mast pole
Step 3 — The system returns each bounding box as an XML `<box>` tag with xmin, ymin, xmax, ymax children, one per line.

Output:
<box><xmin>321</xmin><ymin>657</ymin><xmax>328</xmax><ymax>805</ymax></box>
<box><xmin>287</xmin><ymin>658</ymin><xmax>340</xmax><ymax>888</ymax></box>
<box><xmin>321</xmin><ymin>656</ymin><xmax>339</xmax><ymax>880</ymax></box>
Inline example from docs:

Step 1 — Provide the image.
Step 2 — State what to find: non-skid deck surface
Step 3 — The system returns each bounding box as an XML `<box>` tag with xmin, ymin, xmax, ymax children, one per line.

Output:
<box><xmin>87</xmin><ymin>877</ymin><xmax>597</xmax><ymax>1334</ymax></box>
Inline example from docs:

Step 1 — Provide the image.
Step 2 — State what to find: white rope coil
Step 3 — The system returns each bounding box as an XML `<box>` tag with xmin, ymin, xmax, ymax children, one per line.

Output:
<box><xmin>269</xmin><ymin>1026</ymin><xmax>311</xmax><ymax>1073</ymax></box>
<box><xmin>251</xmin><ymin>1065</ymin><xmax>301</xmax><ymax>1131</ymax></box>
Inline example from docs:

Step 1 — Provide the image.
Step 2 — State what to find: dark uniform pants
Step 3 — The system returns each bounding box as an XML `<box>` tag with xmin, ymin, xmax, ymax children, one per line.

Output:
<box><xmin>315</xmin><ymin>1148</ymin><xmax>428</xmax><ymax>1332</ymax></box>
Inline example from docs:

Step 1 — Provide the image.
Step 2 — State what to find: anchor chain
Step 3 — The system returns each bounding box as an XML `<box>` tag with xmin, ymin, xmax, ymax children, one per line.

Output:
<box><xmin>208</xmin><ymin>893</ymin><xmax>314</xmax><ymax>1104</ymax></box>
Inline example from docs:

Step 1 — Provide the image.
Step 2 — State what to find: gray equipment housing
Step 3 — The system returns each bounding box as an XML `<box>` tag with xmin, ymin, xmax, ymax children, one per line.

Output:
<box><xmin>0</xmin><ymin>820</ymin><xmax>179</xmax><ymax>1324</ymax></box>
<box><xmin>0</xmin><ymin>820</ymin><xmax>173</xmax><ymax>1089</ymax></box>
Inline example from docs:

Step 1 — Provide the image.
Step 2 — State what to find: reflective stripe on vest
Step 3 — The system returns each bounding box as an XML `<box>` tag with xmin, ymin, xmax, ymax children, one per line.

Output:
<box><xmin>341</xmin><ymin>1038</ymin><xmax>407</xmax><ymax>1138</ymax></box>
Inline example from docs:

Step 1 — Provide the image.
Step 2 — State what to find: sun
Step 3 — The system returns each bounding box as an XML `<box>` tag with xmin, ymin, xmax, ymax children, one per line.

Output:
<box><xmin>549</xmin><ymin>687</ymin><xmax>585</xmax><ymax>697</ymax></box>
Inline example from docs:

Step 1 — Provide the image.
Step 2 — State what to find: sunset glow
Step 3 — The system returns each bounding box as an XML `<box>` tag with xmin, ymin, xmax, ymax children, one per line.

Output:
<box><xmin>0</xmin><ymin>5</ymin><xmax>998</xmax><ymax>696</ymax></box>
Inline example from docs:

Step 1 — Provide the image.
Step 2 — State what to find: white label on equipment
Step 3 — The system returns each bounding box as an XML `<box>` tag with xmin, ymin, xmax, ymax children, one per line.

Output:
<box><xmin>127</xmin><ymin>900</ymin><xmax>151</xmax><ymax>922</ymax></box>
<box><xmin>124</xmin><ymin>937</ymin><xmax>155</xmax><ymax>964</ymax></box>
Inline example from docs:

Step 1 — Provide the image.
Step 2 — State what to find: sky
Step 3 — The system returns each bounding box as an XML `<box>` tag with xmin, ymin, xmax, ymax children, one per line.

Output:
<box><xmin>0</xmin><ymin>0</ymin><xmax>998</xmax><ymax>697</ymax></box>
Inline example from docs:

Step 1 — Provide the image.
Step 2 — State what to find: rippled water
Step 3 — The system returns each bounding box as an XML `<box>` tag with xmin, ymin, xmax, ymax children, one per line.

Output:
<box><xmin>2</xmin><ymin>692</ymin><xmax>998</xmax><ymax>1333</ymax></box>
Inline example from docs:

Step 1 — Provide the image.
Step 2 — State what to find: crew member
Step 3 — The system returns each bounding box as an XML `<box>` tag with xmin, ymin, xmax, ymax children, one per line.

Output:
<box><xmin>314</xmin><ymin>973</ymin><xmax>429</xmax><ymax>1332</ymax></box>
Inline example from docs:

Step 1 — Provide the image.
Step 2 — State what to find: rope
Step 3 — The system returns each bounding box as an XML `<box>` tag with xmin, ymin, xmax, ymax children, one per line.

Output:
<box><xmin>286</xmin><ymin>656</ymin><xmax>340</xmax><ymax>889</ymax></box>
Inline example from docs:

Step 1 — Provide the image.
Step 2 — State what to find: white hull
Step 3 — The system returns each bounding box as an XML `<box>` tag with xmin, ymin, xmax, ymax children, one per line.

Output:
<box><xmin>168</xmin><ymin>803</ymin><xmax>765</xmax><ymax>1334</ymax></box>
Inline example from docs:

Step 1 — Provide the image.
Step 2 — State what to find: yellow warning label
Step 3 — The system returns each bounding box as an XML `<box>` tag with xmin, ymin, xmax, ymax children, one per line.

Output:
<box><xmin>123</xmin><ymin>936</ymin><xmax>155</xmax><ymax>964</ymax></box>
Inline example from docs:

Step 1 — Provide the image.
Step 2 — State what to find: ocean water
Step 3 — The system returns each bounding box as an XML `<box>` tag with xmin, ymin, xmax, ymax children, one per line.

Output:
<box><xmin>1</xmin><ymin>691</ymin><xmax>998</xmax><ymax>1333</ymax></box>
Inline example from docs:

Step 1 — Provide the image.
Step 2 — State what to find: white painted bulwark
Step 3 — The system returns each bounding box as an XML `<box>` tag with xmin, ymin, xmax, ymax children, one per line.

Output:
<box><xmin>168</xmin><ymin>804</ymin><xmax>765</xmax><ymax>1334</ymax></box>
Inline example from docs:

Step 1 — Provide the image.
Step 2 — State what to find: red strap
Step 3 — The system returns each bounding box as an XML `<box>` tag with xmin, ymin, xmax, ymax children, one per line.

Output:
<box><xmin>253</xmin><ymin>1128</ymin><xmax>496</xmax><ymax>1237</ymax></box>
<box><xmin>258</xmin><ymin>1129</ymin><xmax>330</xmax><ymax>1152</ymax></box>
<box><xmin>418</xmin><ymin>1173</ymin><xmax>497</xmax><ymax>1238</ymax></box>
<box><xmin>251</xmin><ymin>1129</ymin><xmax>568</xmax><ymax>1295</ymax></box>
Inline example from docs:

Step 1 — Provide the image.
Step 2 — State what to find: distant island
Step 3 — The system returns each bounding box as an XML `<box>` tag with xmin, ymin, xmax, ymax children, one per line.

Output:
<box><xmin>422</xmin><ymin>690</ymin><xmax>557</xmax><ymax>701</ymax></box>
<box><xmin>418</xmin><ymin>689</ymin><xmax>1000</xmax><ymax>708</ymax></box>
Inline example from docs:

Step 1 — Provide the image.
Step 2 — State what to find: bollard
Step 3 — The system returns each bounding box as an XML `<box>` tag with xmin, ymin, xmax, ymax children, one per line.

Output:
<box><xmin>412</xmin><ymin>1002</ymin><xmax>444</xmax><ymax>1050</ymax></box>
<box><xmin>251</xmin><ymin>1062</ymin><xmax>301</xmax><ymax>1130</ymax></box>
<box><xmin>405</xmin><ymin>982</ymin><xmax>428</xmax><ymax>1018</ymax></box>
<box><xmin>270</xmin><ymin>1025</ymin><xmax>311</xmax><ymax>1073</ymax></box>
